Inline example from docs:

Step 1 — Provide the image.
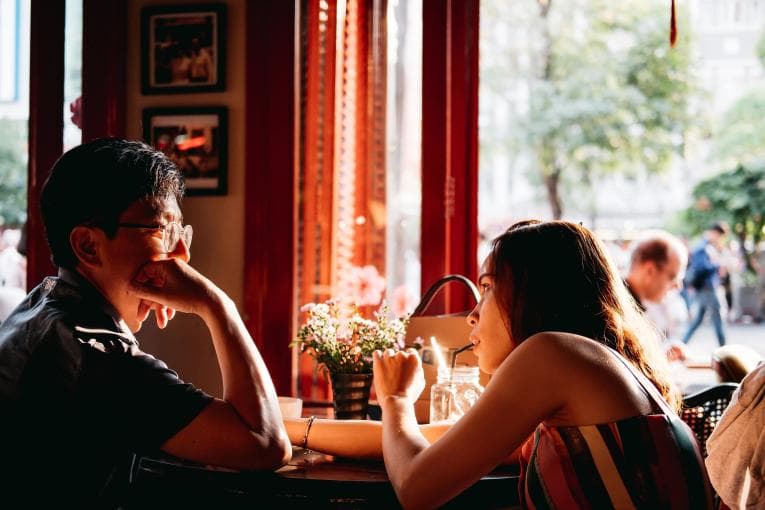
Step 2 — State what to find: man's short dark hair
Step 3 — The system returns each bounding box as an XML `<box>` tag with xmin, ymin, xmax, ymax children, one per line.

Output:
<box><xmin>630</xmin><ymin>231</ymin><xmax>686</xmax><ymax>270</ymax></box>
<box><xmin>631</xmin><ymin>238</ymin><xmax>672</xmax><ymax>268</ymax></box>
<box><xmin>708</xmin><ymin>222</ymin><xmax>729</xmax><ymax>236</ymax></box>
<box><xmin>41</xmin><ymin>138</ymin><xmax>184</xmax><ymax>269</ymax></box>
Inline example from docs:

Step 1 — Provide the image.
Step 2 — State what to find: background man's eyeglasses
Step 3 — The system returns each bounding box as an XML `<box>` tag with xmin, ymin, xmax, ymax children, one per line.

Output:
<box><xmin>117</xmin><ymin>222</ymin><xmax>193</xmax><ymax>253</ymax></box>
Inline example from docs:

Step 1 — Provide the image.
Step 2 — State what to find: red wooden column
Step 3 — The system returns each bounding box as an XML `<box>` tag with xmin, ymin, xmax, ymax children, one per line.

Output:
<box><xmin>27</xmin><ymin>0</ymin><xmax>65</xmax><ymax>289</ymax></box>
<box><xmin>421</xmin><ymin>0</ymin><xmax>480</xmax><ymax>313</ymax></box>
<box><xmin>82</xmin><ymin>0</ymin><xmax>126</xmax><ymax>141</ymax></box>
<box><xmin>244</xmin><ymin>1</ymin><xmax>298</xmax><ymax>396</ymax></box>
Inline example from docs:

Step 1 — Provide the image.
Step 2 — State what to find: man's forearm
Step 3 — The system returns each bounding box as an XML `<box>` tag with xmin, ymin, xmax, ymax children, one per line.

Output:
<box><xmin>201</xmin><ymin>291</ymin><xmax>284</xmax><ymax>437</ymax></box>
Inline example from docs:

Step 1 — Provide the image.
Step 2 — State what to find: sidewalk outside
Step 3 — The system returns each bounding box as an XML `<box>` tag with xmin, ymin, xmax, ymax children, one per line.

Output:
<box><xmin>670</xmin><ymin>322</ymin><xmax>765</xmax><ymax>394</ymax></box>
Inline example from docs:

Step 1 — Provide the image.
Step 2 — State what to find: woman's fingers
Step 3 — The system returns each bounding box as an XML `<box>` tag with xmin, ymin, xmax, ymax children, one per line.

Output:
<box><xmin>373</xmin><ymin>349</ymin><xmax>424</xmax><ymax>402</ymax></box>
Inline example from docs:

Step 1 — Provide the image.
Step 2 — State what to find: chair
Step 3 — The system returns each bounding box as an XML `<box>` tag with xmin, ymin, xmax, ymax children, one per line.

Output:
<box><xmin>712</xmin><ymin>344</ymin><xmax>763</xmax><ymax>383</ymax></box>
<box><xmin>680</xmin><ymin>383</ymin><xmax>739</xmax><ymax>457</ymax></box>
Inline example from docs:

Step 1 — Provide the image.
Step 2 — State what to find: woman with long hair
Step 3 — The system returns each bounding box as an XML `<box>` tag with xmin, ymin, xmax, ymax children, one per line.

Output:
<box><xmin>288</xmin><ymin>220</ymin><xmax>712</xmax><ymax>508</ymax></box>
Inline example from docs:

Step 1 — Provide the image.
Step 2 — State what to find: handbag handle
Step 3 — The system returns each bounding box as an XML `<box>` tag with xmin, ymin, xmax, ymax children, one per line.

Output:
<box><xmin>411</xmin><ymin>274</ymin><xmax>480</xmax><ymax>317</ymax></box>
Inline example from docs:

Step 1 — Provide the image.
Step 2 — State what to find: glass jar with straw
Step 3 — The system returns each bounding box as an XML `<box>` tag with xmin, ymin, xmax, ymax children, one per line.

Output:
<box><xmin>428</xmin><ymin>338</ymin><xmax>484</xmax><ymax>423</ymax></box>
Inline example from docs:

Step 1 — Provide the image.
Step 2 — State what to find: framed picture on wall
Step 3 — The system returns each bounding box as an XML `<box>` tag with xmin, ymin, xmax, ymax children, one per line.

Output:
<box><xmin>143</xmin><ymin>107</ymin><xmax>228</xmax><ymax>196</ymax></box>
<box><xmin>141</xmin><ymin>4</ymin><xmax>226</xmax><ymax>94</ymax></box>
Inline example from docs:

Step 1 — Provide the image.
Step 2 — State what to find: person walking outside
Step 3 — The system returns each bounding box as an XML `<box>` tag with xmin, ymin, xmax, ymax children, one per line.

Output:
<box><xmin>682</xmin><ymin>222</ymin><xmax>729</xmax><ymax>346</ymax></box>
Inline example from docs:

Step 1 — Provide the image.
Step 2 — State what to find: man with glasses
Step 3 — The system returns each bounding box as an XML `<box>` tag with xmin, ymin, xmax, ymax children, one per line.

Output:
<box><xmin>0</xmin><ymin>138</ymin><xmax>290</xmax><ymax>507</ymax></box>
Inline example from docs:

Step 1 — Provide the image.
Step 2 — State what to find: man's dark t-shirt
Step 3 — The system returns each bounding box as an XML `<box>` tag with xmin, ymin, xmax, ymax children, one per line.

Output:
<box><xmin>0</xmin><ymin>269</ymin><xmax>213</xmax><ymax>506</ymax></box>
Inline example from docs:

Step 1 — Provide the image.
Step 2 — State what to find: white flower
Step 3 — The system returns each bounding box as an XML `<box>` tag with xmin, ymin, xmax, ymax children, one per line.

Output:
<box><xmin>313</xmin><ymin>303</ymin><xmax>331</xmax><ymax>316</ymax></box>
<box><xmin>294</xmin><ymin>298</ymin><xmax>411</xmax><ymax>373</ymax></box>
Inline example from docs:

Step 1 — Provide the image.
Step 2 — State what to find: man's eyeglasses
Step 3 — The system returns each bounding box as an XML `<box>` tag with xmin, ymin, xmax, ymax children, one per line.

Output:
<box><xmin>117</xmin><ymin>222</ymin><xmax>193</xmax><ymax>253</ymax></box>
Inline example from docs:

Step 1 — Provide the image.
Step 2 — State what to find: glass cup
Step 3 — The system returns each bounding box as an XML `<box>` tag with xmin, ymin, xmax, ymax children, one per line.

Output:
<box><xmin>429</xmin><ymin>366</ymin><xmax>484</xmax><ymax>424</ymax></box>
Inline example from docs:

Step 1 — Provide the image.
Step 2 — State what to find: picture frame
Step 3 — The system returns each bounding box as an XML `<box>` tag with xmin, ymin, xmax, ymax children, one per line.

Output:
<box><xmin>143</xmin><ymin>107</ymin><xmax>228</xmax><ymax>196</ymax></box>
<box><xmin>141</xmin><ymin>4</ymin><xmax>226</xmax><ymax>94</ymax></box>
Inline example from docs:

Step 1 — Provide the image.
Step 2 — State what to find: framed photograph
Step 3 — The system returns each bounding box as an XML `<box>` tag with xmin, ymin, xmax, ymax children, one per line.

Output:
<box><xmin>141</xmin><ymin>4</ymin><xmax>226</xmax><ymax>94</ymax></box>
<box><xmin>143</xmin><ymin>107</ymin><xmax>228</xmax><ymax>196</ymax></box>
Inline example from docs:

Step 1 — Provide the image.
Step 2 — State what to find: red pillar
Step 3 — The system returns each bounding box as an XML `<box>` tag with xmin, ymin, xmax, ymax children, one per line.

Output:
<box><xmin>244</xmin><ymin>1</ymin><xmax>298</xmax><ymax>396</ymax></box>
<box><xmin>82</xmin><ymin>0</ymin><xmax>126</xmax><ymax>141</ymax></box>
<box><xmin>421</xmin><ymin>0</ymin><xmax>480</xmax><ymax>313</ymax></box>
<box><xmin>27</xmin><ymin>0</ymin><xmax>65</xmax><ymax>289</ymax></box>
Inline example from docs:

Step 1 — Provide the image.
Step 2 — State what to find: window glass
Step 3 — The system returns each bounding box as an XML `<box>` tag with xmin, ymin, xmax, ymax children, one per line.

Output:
<box><xmin>385</xmin><ymin>0</ymin><xmax>422</xmax><ymax>315</ymax></box>
<box><xmin>0</xmin><ymin>0</ymin><xmax>29</xmax><ymax>299</ymax></box>
<box><xmin>63</xmin><ymin>0</ymin><xmax>82</xmax><ymax>151</ymax></box>
<box><xmin>479</xmin><ymin>0</ymin><xmax>765</xmax><ymax>329</ymax></box>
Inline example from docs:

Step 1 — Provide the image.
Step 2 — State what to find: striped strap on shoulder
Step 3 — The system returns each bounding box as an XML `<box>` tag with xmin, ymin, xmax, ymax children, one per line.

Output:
<box><xmin>608</xmin><ymin>348</ymin><xmax>714</xmax><ymax>510</ymax></box>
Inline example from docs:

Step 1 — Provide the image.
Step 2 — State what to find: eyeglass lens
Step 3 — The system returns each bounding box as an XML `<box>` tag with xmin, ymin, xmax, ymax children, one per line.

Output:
<box><xmin>165</xmin><ymin>223</ymin><xmax>193</xmax><ymax>252</ymax></box>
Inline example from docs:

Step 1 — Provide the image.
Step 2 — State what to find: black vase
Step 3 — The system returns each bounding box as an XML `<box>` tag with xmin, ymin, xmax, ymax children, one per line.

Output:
<box><xmin>330</xmin><ymin>372</ymin><xmax>373</xmax><ymax>420</ymax></box>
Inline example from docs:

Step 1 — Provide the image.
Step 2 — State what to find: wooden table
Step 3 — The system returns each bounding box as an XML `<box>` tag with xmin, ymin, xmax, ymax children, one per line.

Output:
<box><xmin>128</xmin><ymin>447</ymin><xmax>519</xmax><ymax>508</ymax></box>
<box><xmin>670</xmin><ymin>359</ymin><xmax>718</xmax><ymax>396</ymax></box>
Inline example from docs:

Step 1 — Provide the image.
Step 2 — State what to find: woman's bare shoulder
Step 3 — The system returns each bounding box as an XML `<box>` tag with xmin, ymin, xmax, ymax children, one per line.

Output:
<box><xmin>510</xmin><ymin>332</ymin><xmax>651</xmax><ymax>424</ymax></box>
<box><xmin>509</xmin><ymin>331</ymin><xmax>617</xmax><ymax>374</ymax></box>
<box><xmin>487</xmin><ymin>333</ymin><xmax>578</xmax><ymax>388</ymax></box>
<box><xmin>507</xmin><ymin>331</ymin><xmax>621</xmax><ymax>386</ymax></box>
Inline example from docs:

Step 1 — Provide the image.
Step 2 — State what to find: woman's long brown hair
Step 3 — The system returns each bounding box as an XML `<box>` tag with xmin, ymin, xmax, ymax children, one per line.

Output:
<box><xmin>489</xmin><ymin>220</ymin><xmax>681</xmax><ymax>411</ymax></box>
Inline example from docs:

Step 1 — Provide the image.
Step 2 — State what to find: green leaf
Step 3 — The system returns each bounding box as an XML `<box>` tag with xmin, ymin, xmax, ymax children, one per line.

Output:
<box><xmin>0</xmin><ymin>119</ymin><xmax>27</xmax><ymax>226</ymax></box>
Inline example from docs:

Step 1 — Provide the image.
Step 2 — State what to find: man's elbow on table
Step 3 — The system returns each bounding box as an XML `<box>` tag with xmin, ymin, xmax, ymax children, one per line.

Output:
<box><xmin>220</xmin><ymin>401</ymin><xmax>292</xmax><ymax>470</ymax></box>
<box><xmin>163</xmin><ymin>400</ymin><xmax>292</xmax><ymax>471</ymax></box>
<box><xmin>216</xmin><ymin>429</ymin><xmax>292</xmax><ymax>471</ymax></box>
<box><xmin>247</xmin><ymin>430</ymin><xmax>292</xmax><ymax>470</ymax></box>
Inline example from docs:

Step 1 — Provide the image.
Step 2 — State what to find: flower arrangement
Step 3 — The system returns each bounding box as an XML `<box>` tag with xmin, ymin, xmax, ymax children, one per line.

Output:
<box><xmin>292</xmin><ymin>300</ymin><xmax>414</xmax><ymax>374</ymax></box>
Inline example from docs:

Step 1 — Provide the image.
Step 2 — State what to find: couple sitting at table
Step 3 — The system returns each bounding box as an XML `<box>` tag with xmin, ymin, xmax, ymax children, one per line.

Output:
<box><xmin>0</xmin><ymin>138</ymin><xmax>713</xmax><ymax>508</ymax></box>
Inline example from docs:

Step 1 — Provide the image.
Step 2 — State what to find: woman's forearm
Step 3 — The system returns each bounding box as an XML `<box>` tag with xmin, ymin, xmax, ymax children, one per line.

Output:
<box><xmin>284</xmin><ymin>417</ymin><xmax>450</xmax><ymax>460</ymax></box>
<box><xmin>380</xmin><ymin>397</ymin><xmax>431</xmax><ymax>495</ymax></box>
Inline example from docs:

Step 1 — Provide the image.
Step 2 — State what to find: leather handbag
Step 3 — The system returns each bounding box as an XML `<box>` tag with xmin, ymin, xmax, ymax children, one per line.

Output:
<box><xmin>405</xmin><ymin>275</ymin><xmax>490</xmax><ymax>423</ymax></box>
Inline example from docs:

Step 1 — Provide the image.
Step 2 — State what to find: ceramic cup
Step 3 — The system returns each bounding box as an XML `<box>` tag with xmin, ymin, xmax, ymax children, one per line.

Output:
<box><xmin>278</xmin><ymin>396</ymin><xmax>303</xmax><ymax>419</ymax></box>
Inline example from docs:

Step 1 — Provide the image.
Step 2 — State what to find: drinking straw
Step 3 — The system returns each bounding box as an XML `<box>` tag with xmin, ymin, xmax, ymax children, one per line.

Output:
<box><xmin>430</xmin><ymin>337</ymin><xmax>448</xmax><ymax>373</ymax></box>
<box><xmin>450</xmin><ymin>342</ymin><xmax>474</xmax><ymax>371</ymax></box>
<box><xmin>430</xmin><ymin>337</ymin><xmax>465</xmax><ymax>416</ymax></box>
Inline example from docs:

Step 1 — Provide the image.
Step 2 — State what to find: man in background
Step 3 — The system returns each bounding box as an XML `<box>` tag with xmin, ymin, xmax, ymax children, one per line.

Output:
<box><xmin>625</xmin><ymin>231</ymin><xmax>688</xmax><ymax>361</ymax></box>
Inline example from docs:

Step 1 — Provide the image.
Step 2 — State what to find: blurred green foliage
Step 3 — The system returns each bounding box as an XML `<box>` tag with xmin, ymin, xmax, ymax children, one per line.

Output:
<box><xmin>757</xmin><ymin>29</ymin><xmax>765</xmax><ymax>68</ymax></box>
<box><xmin>481</xmin><ymin>0</ymin><xmax>700</xmax><ymax>218</ymax></box>
<box><xmin>679</xmin><ymin>162</ymin><xmax>765</xmax><ymax>274</ymax></box>
<box><xmin>0</xmin><ymin>118</ymin><xmax>27</xmax><ymax>227</ymax></box>
<box><xmin>711</xmin><ymin>89</ymin><xmax>765</xmax><ymax>166</ymax></box>
<box><xmin>677</xmin><ymin>27</ymin><xmax>765</xmax><ymax>278</ymax></box>
<box><xmin>517</xmin><ymin>0</ymin><xmax>698</xmax><ymax>218</ymax></box>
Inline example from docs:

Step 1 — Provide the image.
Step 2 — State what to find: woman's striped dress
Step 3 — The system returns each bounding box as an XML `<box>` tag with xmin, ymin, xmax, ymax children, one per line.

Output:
<box><xmin>518</xmin><ymin>415</ymin><xmax>714</xmax><ymax>509</ymax></box>
<box><xmin>518</xmin><ymin>347</ymin><xmax>715</xmax><ymax>510</ymax></box>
